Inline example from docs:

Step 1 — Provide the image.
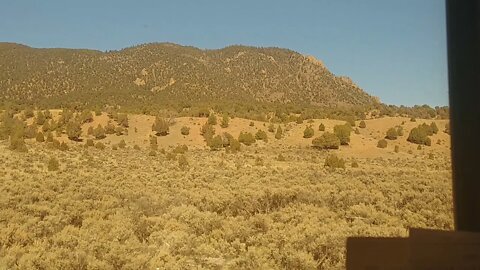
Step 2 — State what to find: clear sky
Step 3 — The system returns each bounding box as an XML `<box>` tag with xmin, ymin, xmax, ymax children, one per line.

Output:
<box><xmin>0</xmin><ymin>0</ymin><xmax>448</xmax><ymax>106</ymax></box>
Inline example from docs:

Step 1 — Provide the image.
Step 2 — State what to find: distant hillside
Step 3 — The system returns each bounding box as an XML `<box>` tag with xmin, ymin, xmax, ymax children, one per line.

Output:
<box><xmin>0</xmin><ymin>42</ymin><xmax>379</xmax><ymax>111</ymax></box>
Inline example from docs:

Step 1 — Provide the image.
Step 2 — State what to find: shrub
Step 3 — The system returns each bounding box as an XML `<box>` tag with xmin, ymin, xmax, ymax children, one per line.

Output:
<box><xmin>59</xmin><ymin>142</ymin><xmax>69</xmax><ymax>151</ymax></box>
<box><xmin>152</xmin><ymin>116</ymin><xmax>169</xmax><ymax>136</ymax></box>
<box><xmin>35</xmin><ymin>131</ymin><xmax>45</xmax><ymax>143</ymax></box>
<box><xmin>95</xmin><ymin>142</ymin><xmax>106</xmax><ymax>150</ymax></box>
<box><xmin>277</xmin><ymin>154</ymin><xmax>286</xmax><ymax>161</ymax></box>
<box><xmin>181</xmin><ymin>126</ymin><xmax>190</xmax><ymax>135</ymax></box>
<box><xmin>208</xmin><ymin>114</ymin><xmax>217</xmax><ymax>125</ymax></box>
<box><xmin>377</xmin><ymin>139</ymin><xmax>388</xmax><ymax>148</ymax></box>
<box><xmin>42</xmin><ymin>121</ymin><xmax>51</xmax><ymax>133</ymax></box>
<box><xmin>115</xmin><ymin>126</ymin><xmax>124</xmax><ymax>136</ymax></box>
<box><xmin>173</xmin><ymin>144</ymin><xmax>188</xmax><ymax>154</ymax></box>
<box><xmin>268</xmin><ymin>123</ymin><xmax>275</xmax><ymax>133</ymax></box>
<box><xmin>239</xmin><ymin>132</ymin><xmax>256</xmax><ymax>146</ymax></box>
<box><xmin>201</xmin><ymin>123</ymin><xmax>215</xmax><ymax>144</ymax></box>
<box><xmin>87</xmin><ymin>126</ymin><xmax>94</xmax><ymax>136</ymax></box>
<box><xmin>255</xmin><ymin>157</ymin><xmax>264</xmax><ymax>166</ymax></box>
<box><xmin>296</xmin><ymin>116</ymin><xmax>303</xmax><ymax>124</ymax></box>
<box><xmin>117</xmin><ymin>113</ymin><xmax>129</xmax><ymax>127</ymax></box>
<box><xmin>94</xmin><ymin>124</ymin><xmax>106</xmax><ymax>139</ymax></box>
<box><xmin>354</xmin><ymin>128</ymin><xmax>360</xmax><ymax>135</ymax></box>
<box><xmin>9</xmin><ymin>133</ymin><xmax>27</xmax><ymax>152</ymax></box>
<box><xmin>79</xmin><ymin>110</ymin><xmax>93</xmax><ymax>124</ymax></box>
<box><xmin>133</xmin><ymin>145</ymin><xmax>141</xmax><ymax>150</ymax></box>
<box><xmin>351</xmin><ymin>160</ymin><xmax>359</xmax><ymax>168</ymax></box>
<box><xmin>385</xmin><ymin>128</ymin><xmax>398</xmax><ymax>140</ymax></box>
<box><xmin>112</xmin><ymin>145</ymin><xmax>118</xmax><ymax>150</ymax></box>
<box><xmin>118</xmin><ymin>139</ymin><xmax>126</xmax><ymax>149</ymax></box>
<box><xmin>220</xmin><ymin>114</ymin><xmax>229</xmax><ymax>128</ymax></box>
<box><xmin>359</xmin><ymin>121</ymin><xmax>366</xmax><ymax>128</ymax></box>
<box><xmin>396</xmin><ymin>126</ymin><xmax>404</xmax><ymax>136</ymax></box>
<box><xmin>444</xmin><ymin>123</ymin><xmax>450</xmax><ymax>134</ymax></box>
<box><xmin>275</xmin><ymin>126</ymin><xmax>283</xmax><ymax>140</ymax></box>
<box><xmin>48</xmin><ymin>157</ymin><xmax>59</xmax><ymax>171</ymax></box>
<box><xmin>46</xmin><ymin>132</ymin><xmax>54</xmax><ymax>142</ymax></box>
<box><xmin>209</xmin><ymin>135</ymin><xmax>224</xmax><ymax>150</ymax></box>
<box><xmin>24</xmin><ymin>125</ymin><xmax>37</xmax><ymax>139</ymax></box>
<box><xmin>430</xmin><ymin>122</ymin><xmax>439</xmax><ymax>134</ymax></box>
<box><xmin>333</xmin><ymin>124</ymin><xmax>351</xmax><ymax>145</ymax></box>
<box><xmin>249</xmin><ymin>121</ymin><xmax>255</xmax><ymax>127</ymax></box>
<box><xmin>312</xmin><ymin>132</ymin><xmax>340</xmax><ymax>149</ymax></box>
<box><xmin>227</xmin><ymin>138</ymin><xmax>241</xmax><ymax>153</ymax></box>
<box><xmin>105</xmin><ymin>122</ymin><xmax>116</xmax><ymax>134</ymax></box>
<box><xmin>66</xmin><ymin>120</ymin><xmax>82</xmax><ymax>141</ymax></box>
<box><xmin>255</xmin><ymin>130</ymin><xmax>268</xmax><ymax>142</ymax></box>
<box><xmin>303</xmin><ymin>126</ymin><xmax>314</xmax><ymax>138</ymax></box>
<box><xmin>410</xmin><ymin>117</ymin><xmax>416</xmax><ymax>122</ymax></box>
<box><xmin>417</xmin><ymin>144</ymin><xmax>422</xmax><ymax>150</ymax></box>
<box><xmin>86</xmin><ymin>139</ymin><xmax>94</xmax><ymax>147</ymax></box>
<box><xmin>36</xmin><ymin>111</ymin><xmax>46</xmax><ymax>125</ymax></box>
<box><xmin>148</xmin><ymin>150</ymin><xmax>156</xmax><ymax>156</ymax></box>
<box><xmin>407</xmin><ymin>126</ymin><xmax>432</xmax><ymax>146</ymax></box>
<box><xmin>318</xmin><ymin>123</ymin><xmax>325</xmax><ymax>131</ymax></box>
<box><xmin>149</xmin><ymin>136</ymin><xmax>158</xmax><ymax>150</ymax></box>
<box><xmin>324</xmin><ymin>154</ymin><xmax>346</xmax><ymax>169</ymax></box>
<box><xmin>178</xmin><ymin>155</ymin><xmax>189</xmax><ymax>170</ymax></box>
<box><xmin>394</xmin><ymin>145</ymin><xmax>400</xmax><ymax>153</ymax></box>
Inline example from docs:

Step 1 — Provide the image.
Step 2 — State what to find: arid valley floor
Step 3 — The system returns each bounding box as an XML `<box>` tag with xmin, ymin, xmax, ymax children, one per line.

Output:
<box><xmin>0</xmin><ymin>111</ymin><xmax>452</xmax><ymax>269</ymax></box>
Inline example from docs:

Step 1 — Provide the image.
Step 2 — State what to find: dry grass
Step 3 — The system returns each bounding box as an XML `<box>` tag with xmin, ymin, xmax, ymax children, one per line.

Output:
<box><xmin>0</xmin><ymin>114</ymin><xmax>452</xmax><ymax>269</ymax></box>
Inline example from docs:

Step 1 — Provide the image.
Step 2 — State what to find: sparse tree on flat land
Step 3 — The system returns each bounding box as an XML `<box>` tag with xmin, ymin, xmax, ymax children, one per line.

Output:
<box><xmin>312</xmin><ymin>132</ymin><xmax>340</xmax><ymax>149</ymax></box>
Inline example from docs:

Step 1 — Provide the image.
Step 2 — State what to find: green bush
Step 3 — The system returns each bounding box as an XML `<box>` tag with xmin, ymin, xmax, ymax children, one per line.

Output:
<box><xmin>115</xmin><ymin>126</ymin><xmax>124</xmax><ymax>136</ymax></box>
<box><xmin>178</xmin><ymin>155</ymin><xmax>188</xmax><ymax>170</ymax></box>
<box><xmin>200</xmin><ymin>122</ymin><xmax>215</xmax><ymax>142</ymax></box>
<box><xmin>95</xmin><ymin>142</ymin><xmax>106</xmax><ymax>150</ymax></box>
<box><xmin>116</xmin><ymin>113</ymin><xmax>129</xmax><ymax>128</ymax></box>
<box><xmin>303</xmin><ymin>126</ymin><xmax>314</xmax><ymax>138</ymax></box>
<box><xmin>249</xmin><ymin>121</ymin><xmax>255</xmax><ymax>127</ymax></box>
<box><xmin>152</xmin><ymin>116</ymin><xmax>169</xmax><ymax>136</ymax></box>
<box><xmin>47</xmin><ymin>157</ymin><xmax>59</xmax><ymax>171</ymax></box>
<box><xmin>220</xmin><ymin>114</ymin><xmax>229</xmax><ymax>128</ymax></box>
<box><xmin>94</xmin><ymin>124</ymin><xmax>106</xmax><ymax>139</ymax></box>
<box><xmin>105</xmin><ymin>122</ymin><xmax>116</xmax><ymax>134</ymax></box>
<box><xmin>255</xmin><ymin>130</ymin><xmax>268</xmax><ymax>142</ymax></box>
<box><xmin>181</xmin><ymin>126</ymin><xmax>190</xmax><ymax>135</ymax></box>
<box><xmin>394</xmin><ymin>145</ymin><xmax>400</xmax><ymax>153</ymax></box>
<box><xmin>312</xmin><ymin>132</ymin><xmax>340</xmax><ymax>149</ymax></box>
<box><xmin>396</xmin><ymin>126</ymin><xmax>404</xmax><ymax>136</ymax></box>
<box><xmin>430</xmin><ymin>122</ymin><xmax>439</xmax><ymax>134</ymax></box>
<box><xmin>9</xmin><ymin>133</ymin><xmax>27</xmax><ymax>152</ymax></box>
<box><xmin>385</xmin><ymin>127</ymin><xmax>398</xmax><ymax>140</ymax></box>
<box><xmin>239</xmin><ymin>132</ymin><xmax>256</xmax><ymax>146</ymax></box>
<box><xmin>36</xmin><ymin>131</ymin><xmax>45</xmax><ymax>143</ymax></box>
<box><xmin>227</xmin><ymin>138</ymin><xmax>241</xmax><ymax>153</ymax></box>
<box><xmin>324</xmin><ymin>154</ymin><xmax>346</xmax><ymax>169</ymax></box>
<box><xmin>66</xmin><ymin>120</ymin><xmax>82</xmax><ymax>141</ymax></box>
<box><xmin>318</xmin><ymin>123</ymin><xmax>325</xmax><ymax>131</ymax></box>
<box><xmin>209</xmin><ymin>135</ymin><xmax>224</xmax><ymax>150</ymax></box>
<box><xmin>173</xmin><ymin>144</ymin><xmax>188</xmax><ymax>154</ymax></box>
<box><xmin>407</xmin><ymin>125</ymin><xmax>432</xmax><ymax>146</ymax></box>
<box><xmin>208</xmin><ymin>114</ymin><xmax>217</xmax><ymax>125</ymax></box>
<box><xmin>377</xmin><ymin>139</ymin><xmax>388</xmax><ymax>148</ymax></box>
<box><xmin>268</xmin><ymin>123</ymin><xmax>275</xmax><ymax>132</ymax></box>
<box><xmin>333</xmin><ymin>124</ymin><xmax>351</xmax><ymax>145</ymax></box>
<box><xmin>86</xmin><ymin>139</ymin><xmax>94</xmax><ymax>147</ymax></box>
<box><xmin>118</xmin><ymin>139</ymin><xmax>126</xmax><ymax>149</ymax></box>
<box><xmin>351</xmin><ymin>159</ymin><xmax>359</xmax><ymax>168</ymax></box>
<box><xmin>133</xmin><ymin>144</ymin><xmax>141</xmax><ymax>150</ymax></box>
<box><xmin>275</xmin><ymin>125</ymin><xmax>283</xmax><ymax>140</ymax></box>
<box><xmin>359</xmin><ymin>120</ymin><xmax>366</xmax><ymax>128</ymax></box>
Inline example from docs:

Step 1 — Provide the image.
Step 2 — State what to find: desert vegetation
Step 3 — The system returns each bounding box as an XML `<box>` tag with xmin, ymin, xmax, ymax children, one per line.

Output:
<box><xmin>0</xmin><ymin>97</ymin><xmax>452</xmax><ymax>269</ymax></box>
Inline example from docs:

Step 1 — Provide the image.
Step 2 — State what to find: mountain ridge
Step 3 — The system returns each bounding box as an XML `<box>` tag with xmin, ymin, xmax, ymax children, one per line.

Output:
<box><xmin>0</xmin><ymin>42</ymin><xmax>379</xmax><ymax>111</ymax></box>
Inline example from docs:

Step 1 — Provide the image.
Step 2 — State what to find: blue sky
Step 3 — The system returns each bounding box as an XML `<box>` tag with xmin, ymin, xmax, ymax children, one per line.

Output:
<box><xmin>0</xmin><ymin>0</ymin><xmax>448</xmax><ymax>106</ymax></box>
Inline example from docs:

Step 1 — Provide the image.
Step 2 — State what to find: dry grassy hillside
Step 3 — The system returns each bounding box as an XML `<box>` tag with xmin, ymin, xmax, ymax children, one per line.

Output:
<box><xmin>0</xmin><ymin>110</ymin><xmax>452</xmax><ymax>269</ymax></box>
